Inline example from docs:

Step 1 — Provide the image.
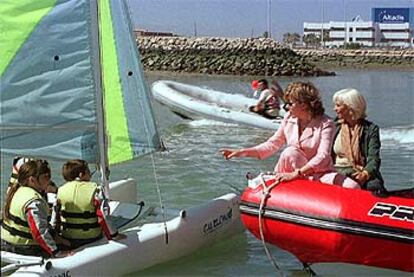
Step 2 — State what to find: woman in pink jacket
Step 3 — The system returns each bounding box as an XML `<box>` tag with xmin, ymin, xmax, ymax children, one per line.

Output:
<box><xmin>221</xmin><ymin>81</ymin><xmax>359</xmax><ymax>189</ymax></box>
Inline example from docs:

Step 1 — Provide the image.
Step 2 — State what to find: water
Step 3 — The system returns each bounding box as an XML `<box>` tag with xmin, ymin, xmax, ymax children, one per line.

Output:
<box><xmin>1</xmin><ymin>69</ymin><xmax>413</xmax><ymax>276</ymax></box>
<box><xmin>136</xmin><ymin>69</ymin><xmax>414</xmax><ymax>276</ymax></box>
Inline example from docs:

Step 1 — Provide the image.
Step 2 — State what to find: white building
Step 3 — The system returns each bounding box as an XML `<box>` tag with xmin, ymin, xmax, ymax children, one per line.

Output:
<box><xmin>303</xmin><ymin>9</ymin><xmax>414</xmax><ymax>48</ymax></box>
<box><xmin>377</xmin><ymin>22</ymin><xmax>411</xmax><ymax>47</ymax></box>
<box><xmin>373</xmin><ymin>8</ymin><xmax>413</xmax><ymax>47</ymax></box>
<box><xmin>303</xmin><ymin>17</ymin><xmax>375</xmax><ymax>47</ymax></box>
<box><xmin>303</xmin><ymin>22</ymin><xmax>329</xmax><ymax>43</ymax></box>
<box><xmin>304</xmin><ymin>16</ymin><xmax>376</xmax><ymax>47</ymax></box>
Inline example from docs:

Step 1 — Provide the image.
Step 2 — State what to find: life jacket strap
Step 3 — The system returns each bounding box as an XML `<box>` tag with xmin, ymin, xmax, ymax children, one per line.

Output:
<box><xmin>2</xmin><ymin>222</ymin><xmax>33</xmax><ymax>239</ymax></box>
<box><xmin>8</xmin><ymin>213</ymin><xmax>29</xmax><ymax>228</ymax></box>
<box><xmin>61</xmin><ymin>210</ymin><xmax>96</xmax><ymax>219</ymax></box>
<box><xmin>1</xmin><ymin>239</ymin><xmax>45</xmax><ymax>257</ymax></box>
<box><xmin>61</xmin><ymin>221</ymin><xmax>100</xmax><ymax>231</ymax></box>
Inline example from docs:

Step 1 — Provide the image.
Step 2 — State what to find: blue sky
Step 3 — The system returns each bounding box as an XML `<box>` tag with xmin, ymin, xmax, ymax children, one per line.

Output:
<box><xmin>128</xmin><ymin>0</ymin><xmax>414</xmax><ymax>41</ymax></box>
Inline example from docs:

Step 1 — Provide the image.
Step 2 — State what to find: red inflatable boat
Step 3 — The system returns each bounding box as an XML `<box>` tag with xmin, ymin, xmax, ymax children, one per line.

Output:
<box><xmin>240</xmin><ymin>175</ymin><xmax>414</xmax><ymax>272</ymax></box>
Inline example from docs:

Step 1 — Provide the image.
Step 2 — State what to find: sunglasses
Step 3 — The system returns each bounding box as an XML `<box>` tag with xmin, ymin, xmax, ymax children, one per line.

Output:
<box><xmin>283</xmin><ymin>102</ymin><xmax>293</xmax><ymax>111</ymax></box>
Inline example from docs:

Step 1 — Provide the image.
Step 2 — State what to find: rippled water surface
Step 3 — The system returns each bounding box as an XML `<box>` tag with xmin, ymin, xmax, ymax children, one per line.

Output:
<box><xmin>137</xmin><ymin>69</ymin><xmax>413</xmax><ymax>276</ymax></box>
<box><xmin>1</xmin><ymin>69</ymin><xmax>413</xmax><ymax>276</ymax></box>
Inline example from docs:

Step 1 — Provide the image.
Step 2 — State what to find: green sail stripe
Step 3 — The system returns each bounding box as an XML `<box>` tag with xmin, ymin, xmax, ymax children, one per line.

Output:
<box><xmin>0</xmin><ymin>0</ymin><xmax>57</xmax><ymax>76</ymax></box>
<box><xmin>99</xmin><ymin>0</ymin><xmax>133</xmax><ymax>164</ymax></box>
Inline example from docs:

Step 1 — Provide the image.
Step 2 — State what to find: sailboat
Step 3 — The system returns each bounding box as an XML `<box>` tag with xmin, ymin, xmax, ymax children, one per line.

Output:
<box><xmin>0</xmin><ymin>0</ymin><xmax>242</xmax><ymax>275</ymax></box>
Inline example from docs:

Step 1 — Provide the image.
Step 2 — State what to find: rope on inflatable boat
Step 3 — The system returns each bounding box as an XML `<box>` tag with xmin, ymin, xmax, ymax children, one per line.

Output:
<box><xmin>258</xmin><ymin>174</ymin><xmax>286</xmax><ymax>277</ymax></box>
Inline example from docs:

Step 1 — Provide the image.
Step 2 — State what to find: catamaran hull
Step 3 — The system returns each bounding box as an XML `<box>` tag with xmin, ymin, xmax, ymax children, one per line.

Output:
<box><xmin>6</xmin><ymin>193</ymin><xmax>242</xmax><ymax>276</ymax></box>
<box><xmin>151</xmin><ymin>80</ymin><xmax>281</xmax><ymax>130</ymax></box>
<box><xmin>240</xmin><ymin>177</ymin><xmax>414</xmax><ymax>273</ymax></box>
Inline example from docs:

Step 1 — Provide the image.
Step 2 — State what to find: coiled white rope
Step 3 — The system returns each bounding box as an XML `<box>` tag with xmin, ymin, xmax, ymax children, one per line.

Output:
<box><xmin>257</xmin><ymin>174</ymin><xmax>286</xmax><ymax>277</ymax></box>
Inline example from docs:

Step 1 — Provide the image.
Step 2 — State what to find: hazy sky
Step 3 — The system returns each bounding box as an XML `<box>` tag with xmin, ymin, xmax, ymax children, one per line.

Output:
<box><xmin>128</xmin><ymin>0</ymin><xmax>414</xmax><ymax>40</ymax></box>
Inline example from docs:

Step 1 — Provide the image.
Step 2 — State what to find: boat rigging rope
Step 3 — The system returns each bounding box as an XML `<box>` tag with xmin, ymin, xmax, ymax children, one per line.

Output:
<box><xmin>123</xmin><ymin>0</ymin><xmax>172</xmax><ymax>239</ymax></box>
<box><xmin>148</xmin><ymin>152</ymin><xmax>169</xmax><ymax>244</ymax></box>
<box><xmin>257</xmin><ymin>174</ymin><xmax>286</xmax><ymax>277</ymax></box>
<box><xmin>131</xmin><ymin>72</ymin><xmax>169</xmax><ymax>244</ymax></box>
<box><xmin>125</xmin><ymin>0</ymin><xmax>169</xmax><ymax>241</ymax></box>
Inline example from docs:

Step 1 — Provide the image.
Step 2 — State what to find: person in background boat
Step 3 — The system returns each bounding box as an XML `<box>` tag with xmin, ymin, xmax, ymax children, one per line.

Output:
<box><xmin>1</xmin><ymin>160</ymin><xmax>71</xmax><ymax>258</ymax></box>
<box><xmin>332</xmin><ymin>88</ymin><xmax>386</xmax><ymax>193</ymax></box>
<box><xmin>221</xmin><ymin>81</ymin><xmax>360</xmax><ymax>189</ymax></box>
<box><xmin>249</xmin><ymin>79</ymin><xmax>283</xmax><ymax>119</ymax></box>
<box><xmin>57</xmin><ymin>159</ymin><xmax>118</xmax><ymax>249</ymax></box>
<box><xmin>251</xmin><ymin>79</ymin><xmax>260</xmax><ymax>98</ymax></box>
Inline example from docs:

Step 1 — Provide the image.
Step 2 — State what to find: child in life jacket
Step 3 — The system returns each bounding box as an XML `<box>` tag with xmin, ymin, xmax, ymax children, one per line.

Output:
<box><xmin>1</xmin><ymin>160</ymin><xmax>71</xmax><ymax>257</ymax></box>
<box><xmin>57</xmin><ymin>159</ymin><xmax>118</xmax><ymax>249</ymax></box>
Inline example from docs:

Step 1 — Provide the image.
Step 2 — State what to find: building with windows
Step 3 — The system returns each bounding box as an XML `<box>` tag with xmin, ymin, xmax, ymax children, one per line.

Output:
<box><xmin>303</xmin><ymin>8</ymin><xmax>413</xmax><ymax>48</ymax></box>
<box><xmin>373</xmin><ymin>8</ymin><xmax>413</xmax><ymax>47</ymax></box>
<box><xmin>304</xmin><ymin>16</ymin><xmax>376</xmax><ymax>47</ymax></box>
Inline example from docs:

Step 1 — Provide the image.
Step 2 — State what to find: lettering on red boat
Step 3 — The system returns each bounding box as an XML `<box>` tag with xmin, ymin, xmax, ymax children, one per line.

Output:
<box><xmin>368</xmin><ymin>202</ymin><xmax>414</xmax><ymax>222</ymax></box>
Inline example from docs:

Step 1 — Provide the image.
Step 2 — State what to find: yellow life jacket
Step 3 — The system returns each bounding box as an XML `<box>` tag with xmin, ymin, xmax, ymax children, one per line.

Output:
<box><xmin>57</xmin><ymin>181</ymin><xmax>101</xmax><ymax>240</ymax></box>
<box><xmin>1</xmin><ymin>186</ymin><xmax>46</xmax><ymax>246</ymax></box>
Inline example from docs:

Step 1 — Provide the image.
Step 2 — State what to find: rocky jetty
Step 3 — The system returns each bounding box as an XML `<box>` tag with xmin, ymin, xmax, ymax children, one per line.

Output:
<box><xmin>137</xmin><ymin>37</ymin><xmax>335</xmax><ymax>77</ymax></box>
<box><xmin>295</xmin><ymin>48</ymin><xmax>414</xmax><ymax>69</ymax></box>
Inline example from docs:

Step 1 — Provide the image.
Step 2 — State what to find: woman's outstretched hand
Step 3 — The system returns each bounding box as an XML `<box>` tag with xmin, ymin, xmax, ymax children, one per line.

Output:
<box><xmin>220</xmin><ymin>149</ymin><xmax>241</xmax><ymax>160</ymax></box>
<box><xmin>274</xmin><ymin>170</ymin><xmax>300</xmax><ymax>183</ymax></box>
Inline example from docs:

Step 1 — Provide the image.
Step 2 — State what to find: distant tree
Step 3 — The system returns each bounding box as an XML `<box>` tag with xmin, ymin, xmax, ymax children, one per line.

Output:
<box><xmin>283</xmin><ymin>32</ymin><xmax>301</xmax><ymax>46</ymax></box>
<box><xmin>322</xmin><ymin>30</ymin><xmax>331</xmax><ymax>42</ymax></box>
<box><xmin>344</xmin><ymin>42</ymin><xmax>362</xmax><ymax>49</ymax></box>
<box><xmin>262</xmin><ymin>31</ymin><xmax>269</xmax><ymax>38</ymax></box>
<box><xmin>302</xmin><ymin>33</ymin><xmax>320</xmax><ymax>48</ymax></box>
<box><xmin>319</xmin><ymin>30</ymin><xmax>331</xmax><ymax>48</ymax></box>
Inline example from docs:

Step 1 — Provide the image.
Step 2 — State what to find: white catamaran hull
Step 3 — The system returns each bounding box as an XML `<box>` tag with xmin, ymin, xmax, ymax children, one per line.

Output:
<box><xmin>3</xmin><ymin>191</ymin><xmax>242</xmax><ymax>276</ymax></box>
<box><xmin>151</xmin><ymin>80</ymin><xmax>281</xmax><ymax>130</ymax></box>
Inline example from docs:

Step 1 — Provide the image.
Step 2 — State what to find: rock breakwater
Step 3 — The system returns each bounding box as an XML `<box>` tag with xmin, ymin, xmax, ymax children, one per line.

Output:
<box><xmin>137</xmin><ymin>37</ymin><xmax>334</xmax><ymax>77</ymax></box>
<box><xmin>295</xmin><ymin>48</ymin><xmax>414</xmax><ymax>69</ymax></box>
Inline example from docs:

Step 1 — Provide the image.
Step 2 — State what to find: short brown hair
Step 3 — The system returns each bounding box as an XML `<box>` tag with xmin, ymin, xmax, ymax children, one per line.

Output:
<box><xmin>284</xmin><ymin>81</ymin><xmax>325</xmax><ymax>117</ymax></box>
<box><xmin>62</xmin><ymin>159</ymin><xmax>89</xmax><ymax>181</ymax></box>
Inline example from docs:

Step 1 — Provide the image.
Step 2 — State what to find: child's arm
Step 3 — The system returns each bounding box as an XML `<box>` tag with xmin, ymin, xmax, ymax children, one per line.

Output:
<box><xmin>25</xmin><ymin>199</ymin><xmax>58</xmax><ymax>256</ymax></box>
<box><xmin>94</xmin><ymin>188</ymin><xmax>118</xmax><ymax>239</ymax></box>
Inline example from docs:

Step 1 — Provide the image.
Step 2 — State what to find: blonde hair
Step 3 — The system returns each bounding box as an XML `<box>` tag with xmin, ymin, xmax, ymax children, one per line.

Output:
<box><xmin>333</xmin><ymin>88</ymin><xmax>367</xmax><ymax>120</ymax></box>
<box><xmin>284</xmin><ymin>81</ymin><xmax>324</xmax><ymax>117</ymax></box>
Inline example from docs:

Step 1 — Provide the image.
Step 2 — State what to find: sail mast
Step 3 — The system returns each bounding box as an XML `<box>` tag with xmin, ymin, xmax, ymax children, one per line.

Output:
<box><xmin>93</xmin><ymin>0</ymin><xmax>110</xmax><ymax>194</ymax></box>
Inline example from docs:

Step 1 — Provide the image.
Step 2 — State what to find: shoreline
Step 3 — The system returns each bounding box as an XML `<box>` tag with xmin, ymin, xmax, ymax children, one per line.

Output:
<box><xmin>311</xmin><ymin>62</ymin><xmax>414</xmax><ymax>71</ymax></box>
<box><xmin>144</xmin><ymin>65</ymin><xmax>413</xmax><ymax>81</ymax></box>
<box><xmin>138</xmin><ymin>37</ymin><xmax>414</xmax><ymax>76</ymax></box>
<box><xmin>294</xmin><ymin>48</ymin><xmax>414</xmax><ymax>71</ymax></box>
